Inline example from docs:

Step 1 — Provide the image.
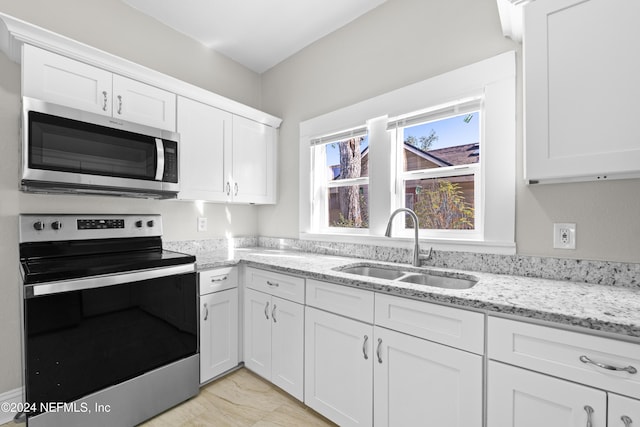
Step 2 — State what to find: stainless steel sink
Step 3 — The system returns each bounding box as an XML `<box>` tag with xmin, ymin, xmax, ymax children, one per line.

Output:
<box><xmin>339</xmin><ymin>265</ymin><xmax>407</xmax><ymax>280</ymax></box>
<box><xmin>334</xmin><ymin>263</ymin><xmax>478</xmax><ymax>290</ymax></box>
<box><xmin>399</xmin><ymin>273</ymin><xmax>477</xmax><ymax>289</ymax></box>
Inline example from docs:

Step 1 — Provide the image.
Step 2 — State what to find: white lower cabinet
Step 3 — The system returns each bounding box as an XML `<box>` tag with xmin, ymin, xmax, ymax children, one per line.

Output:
<box><xmin>244</xmin><ymin>287</ymin><xmax>304</xmax><ymax>400</ymax></box>
<box><xmin>374</xmin><ymin>326</ymin><xmax>483</xmax><ymax>427</ymax></box>
<box><xmin>199</xmin><ymin>267</ymin><xmax>239</xmax><ymax>384</ymax></box>
<box><xmin>488</xmin><ymin>317</ymin><xmax>640</xmax><ymax>427</ymax></box>
<box><xmin>488</xmin><ymin>361</ymin><xmax>607</xmax><ymax>427</ymax></box>
<box><xmin>609</xmin><ymin>394</ymin><xmax>640</xmax><ymax>427</ymax></box>
<box><xmin>304</xmin><ymin>306</ymin><xmax>373</xmax><ymax>427</ymax></box>
<box><xmin>304</xmin><ymin>281</ymin><xmax>483</xmax><ymax>427</ymax></box>
<box><xmin>200</xmin><ymin>288</ymin><xmax>239</xmax><ymax>383</ymax></box>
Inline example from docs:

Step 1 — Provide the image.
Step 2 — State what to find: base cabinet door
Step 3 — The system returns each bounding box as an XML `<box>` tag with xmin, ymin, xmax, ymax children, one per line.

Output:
<box><xmin>304</xmin><ymin>306</ymin><xmax>373</xmax><ymax>427</ymax></box>
<box><xmin>200</xmin><ymin>288</ymin><xmax>238</xmax><ymax>383</ymax></box>
<box><xmin>609</xmin><ymin>394</ymin><xmax>640</xmax><ymax>427</ymax></box>
<box><xmin>243</xmin><ymin>288</ymin><xmax>304</xmax><ymax>400</ymax></box>
<box><xmin>244</xmin><ymin>288</ymin><xmax>272</xmax><ymax>379</ymax></box>
<box><xmin>373</xmin><ymin>326</ymin><xmax>483</xmax><ymax>427</ymax></box>
<box><xmin>271</xmin><ymin>297</ymin><xmax>304</xmax><ymax>400</ymax></box>
<box><xmin>488</xmin><ymin>361</ymin><xmax>607</xmax><ymax>427</ymax></box>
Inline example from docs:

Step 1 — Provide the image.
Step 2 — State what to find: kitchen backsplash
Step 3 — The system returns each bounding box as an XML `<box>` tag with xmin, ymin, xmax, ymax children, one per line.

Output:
<box><xmin>165</xmin><ymin>236</ymin><xmax>640</xmax><ymax>289</ymax></box>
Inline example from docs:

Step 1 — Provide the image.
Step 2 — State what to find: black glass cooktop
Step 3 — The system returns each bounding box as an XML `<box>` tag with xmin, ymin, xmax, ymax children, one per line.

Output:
<box><xmin>20</xmin><ymin>237</ymin><xmax>195</xmax><ymax>285</ymax></box>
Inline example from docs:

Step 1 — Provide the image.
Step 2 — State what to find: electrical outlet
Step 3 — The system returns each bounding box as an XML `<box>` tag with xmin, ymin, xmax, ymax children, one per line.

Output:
<box><xmin>553</xmin><ymin>223</ymin><xmax>576</xmax><ymax>249</ymax></box>
<box><xmin>197</xmin><ymin>217</ymin><xmax>207</xmax><ymax>232</ymax></box>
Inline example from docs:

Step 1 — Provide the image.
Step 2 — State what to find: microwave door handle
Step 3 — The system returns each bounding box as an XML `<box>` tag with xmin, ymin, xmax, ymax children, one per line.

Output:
<box><xmin>155</xmin><ymin>138</ymin><xmax>165</xmax><ymax>181</ymax></box>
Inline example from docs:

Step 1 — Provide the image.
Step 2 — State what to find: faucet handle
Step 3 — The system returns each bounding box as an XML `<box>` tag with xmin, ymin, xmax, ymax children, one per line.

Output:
<box><xmin>419</xmin><ymin>247</ymin><xmax>434</xmax><ymax>261</ymax></box>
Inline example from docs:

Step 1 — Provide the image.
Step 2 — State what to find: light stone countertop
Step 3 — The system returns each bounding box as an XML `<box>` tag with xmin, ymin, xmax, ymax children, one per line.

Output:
<box><xmin>194</xmin><ymin>247</ymin><xmax>640</xmax><ymax>340</ymax></box>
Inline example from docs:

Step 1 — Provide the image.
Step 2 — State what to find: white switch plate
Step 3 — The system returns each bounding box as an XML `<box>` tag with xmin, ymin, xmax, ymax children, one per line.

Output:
<box><xmin>553</xmin><ymin>223</ymin><xmax>576</xmax><ymax>249</ymax></box>
<box><xmin>197</xmin><ymin>217</ymin><xmax>207</xmax><ymax>232</ymax></box>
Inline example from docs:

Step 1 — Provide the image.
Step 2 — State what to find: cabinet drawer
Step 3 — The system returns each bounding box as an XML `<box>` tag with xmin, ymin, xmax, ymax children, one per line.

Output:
<box><xmin>245</xmin><ymin>267</ymin><xmax>305</xmax><ymax>304</ymax></box>
<box><xmin>375</xmin><ymin>293</ymin><xmax>484</xmax><ymax>354</ymax></box>
<box><xmin>306</xmin><ymin>280</ymin><xmax>374</xmax><ymax>323</ymax></box>
<box><xmin>199</xmin><ymin>267</ymin><xmax>237</xmax><ymax>295</ymax></box>
<box><xmin>488</xmin><ymin>317</ymin><xmax>640</xmax><ymax>398</ymax></box>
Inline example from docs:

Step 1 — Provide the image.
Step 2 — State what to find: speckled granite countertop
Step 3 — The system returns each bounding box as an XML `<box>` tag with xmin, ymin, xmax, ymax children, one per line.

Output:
<box><xmin>194</xmin><ymin>247</ymin><xmax>640</xmax><ymax>340</ymax></box>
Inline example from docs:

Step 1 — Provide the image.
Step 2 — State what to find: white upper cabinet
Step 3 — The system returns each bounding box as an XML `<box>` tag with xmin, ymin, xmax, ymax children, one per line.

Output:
<box><xmin>23</xmin><ymin>44</ymin><xmax>112</xmax><ymax>116</ymax></box>
<box><xmin>177</xmin><ymin>97</ymin><xmax>231</xmax><ymax>201</ymax></box>
<box><xmin>524</xmin><ymin>0</ymin><xmax>640</xmax><ymax>183</ymax></box>
<box><xmin>231</xmin><ymin>115</ymin><xmax>277</xmax><ymax>204</ymax></box>
<box><xmin>111</xmin><ymin>74</ymin><xmax>176</xmax><ymax>131</ymax></box>
<box><xmin>177</xmin><ymin>100</ymin><xmax>277</xmax><ymax>205</ymax></box>
<box><xmin>22</xmin><ymin>44</ymin><xmax>176</xmax><ymax>131</ymax></box>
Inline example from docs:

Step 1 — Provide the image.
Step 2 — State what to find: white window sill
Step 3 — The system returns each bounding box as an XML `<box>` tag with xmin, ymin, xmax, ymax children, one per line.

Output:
<box><xmin>299</xmin><ymin>232</ymin><xmax>516</xmax><ymax>255</ymax></box>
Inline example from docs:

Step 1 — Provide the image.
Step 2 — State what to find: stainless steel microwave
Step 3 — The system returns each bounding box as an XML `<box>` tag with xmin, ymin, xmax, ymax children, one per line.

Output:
<box><xmin>21</xmin><ymin>97</ymin><xmax>180</xmax><ymax>199</ymax></box>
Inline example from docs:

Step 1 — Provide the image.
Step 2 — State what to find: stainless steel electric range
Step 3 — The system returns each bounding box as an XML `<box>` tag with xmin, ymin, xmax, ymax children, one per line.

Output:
<box><xmin>18</xmin><ymin>214</ymin><xmax>199</xmax><ymax>427</ymax></box>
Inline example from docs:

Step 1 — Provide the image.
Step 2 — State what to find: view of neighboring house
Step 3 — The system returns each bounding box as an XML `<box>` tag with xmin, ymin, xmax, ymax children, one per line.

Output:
<box><xmin>328</xmin><ymin>141</ymin><xmax>479</xmax><ymax>228</ymax></box>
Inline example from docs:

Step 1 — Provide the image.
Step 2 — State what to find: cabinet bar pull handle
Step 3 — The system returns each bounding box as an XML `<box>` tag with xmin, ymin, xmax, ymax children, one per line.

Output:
<box><xmin>272</xmin><ymin>304</ymin><xmax>277</xmax><ymax>323</ymax></box>
<box><xmin>203</xmin><ymin>303</ymin><xmax>208</xmax><ymax>321</ymax></box>
<box><xmin>226</xmin><ymin>182</ymin><xmax>231</xmax><ymax>196</ymax></box>
<box><xmin>362</xmin><ymin>335</ymin><xmax>369</xmax><ymax>360</ymax></box>
<box><xmin>622</xmin><ymin>415</ymin><xmax>633</xmax><ymax>427</ymax></box>
<box><xmin>584</xmin><ymin>405</ymin><xmax>594</xmax><ymax>427</ymax></box>
<box><xmin>102</xmin><ymin>91</ymin><xmax>108</xmax><ymax>111</ymax></box>
<box><xmin>580</xmin><ymin>355</ymin><xmax>638</xmax><ymax>374</ymax></box>
<box><xmin>376</xmin><ymin>338</ymin><xmax>383</xmax><ymax>364</ymax></box>
<box><xmin>117</xmin><ymin>95</ymin><xmax>122</xmax><ymax>115</ymax></box>
<box><xmin>264</xmin><ymin>301</ymin><xmax>270</xmax><ymax>320</ymax></box>
<box><xmin>234</xmin><ymin>182</ymin><xmax>239</xmax><ymax>196</ymax></box>
<box><xmin>266</xmin><ymin>281</ymin><xmax>279</xmax><ymax>287</ymax></box>
<box><xmin>211</xmin><ymin>276</ymin><xmax>228</xmax><ymax>282</ymax></box>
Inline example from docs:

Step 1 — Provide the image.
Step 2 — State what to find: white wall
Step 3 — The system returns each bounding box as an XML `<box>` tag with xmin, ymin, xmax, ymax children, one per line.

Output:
<box><xmin>258</xmin><ymin>0</ymin><xmax>640</xmax><ymax>263</ymax></box>
<box><xmin>0</xmin><ymin>0</ymin><xmax>263</xmax><ymax>396</ymax></box>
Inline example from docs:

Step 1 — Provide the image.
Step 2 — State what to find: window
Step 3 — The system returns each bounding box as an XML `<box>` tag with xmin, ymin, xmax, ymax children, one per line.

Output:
<box><xmin>390</xmin><ymin>99</ymin><xmax>482</xmax><ymax>238</ymax></box>
<box><xmin>310</xmin><ymin>128</ymin><xmax>369</xmax><ymax>232</ymax></box>
<box><xmin>299</xmin><ymin>52</ymin><xmax>516</xmax><ymax>254</ymax></box>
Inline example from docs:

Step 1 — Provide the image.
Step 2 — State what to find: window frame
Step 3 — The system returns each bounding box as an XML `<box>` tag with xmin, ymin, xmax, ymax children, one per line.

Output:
<box><xmin>310</xmin><ymin>132</ymin><xmax>371</xmax><ymax>235</ymax></box>
<box><xmin>299</xmin><ymin>52</ymin><xmax>516</xmax><ymax>255</ymax></box>
<box><xmin>390</xmin><ymin>104</ymin><xmax>483</xmax><ymax>240</ymax></box>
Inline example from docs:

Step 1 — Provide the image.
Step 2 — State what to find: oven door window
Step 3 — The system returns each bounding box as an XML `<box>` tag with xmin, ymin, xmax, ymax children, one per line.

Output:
<box><xmin>29</xmin><ymin>111</ymin><xmax>157</xmax><ymax>180</ymax></box>
<box><xmin>24</xmin><ymin>272</ymin><xmax>197</xmax><ymax>408</ymax></box>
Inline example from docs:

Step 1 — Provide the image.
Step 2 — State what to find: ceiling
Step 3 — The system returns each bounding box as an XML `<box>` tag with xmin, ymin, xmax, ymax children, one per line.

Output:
<box><xmin>122</xmin><ymin>0</ymin><xmax>388</xmax><ymax>73</ymax></box>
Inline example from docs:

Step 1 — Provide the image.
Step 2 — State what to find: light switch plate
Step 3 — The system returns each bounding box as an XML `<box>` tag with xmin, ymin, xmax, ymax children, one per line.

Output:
<box><xmin>553</xmin><ymin>223</ymin><xmax>576</xmax><ymax>249</ymax></box>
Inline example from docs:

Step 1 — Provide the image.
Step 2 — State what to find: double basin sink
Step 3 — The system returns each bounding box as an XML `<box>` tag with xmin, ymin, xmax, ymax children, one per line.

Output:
<box><xmin>333</xmin><ymin>263</ymin><xmax>478</xmax><ymax>290</ymax></box>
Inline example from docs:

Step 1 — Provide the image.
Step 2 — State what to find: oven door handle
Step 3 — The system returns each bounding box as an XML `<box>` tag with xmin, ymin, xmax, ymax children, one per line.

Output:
<box><xmin>24</xmin><ymin>263</ymin><xmax>195</xmax><ymax>298</ymax></box>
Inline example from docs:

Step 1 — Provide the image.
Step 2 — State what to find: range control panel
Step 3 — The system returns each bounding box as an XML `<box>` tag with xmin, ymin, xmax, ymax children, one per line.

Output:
<box><xmin>77</xmin><ymin>219</ymin><xmax>126</xmax><ymax>230</ymax></box>
<box><xmin>19</xmin><ymin>214</ymin><xmax>162</xmax><ymax>243</ymax></box>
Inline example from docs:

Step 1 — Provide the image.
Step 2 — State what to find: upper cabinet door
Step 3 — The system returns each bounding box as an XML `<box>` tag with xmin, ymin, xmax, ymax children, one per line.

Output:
<box><xmin>231</xmin><ymin>115</ymin><xmax>276</xmax><ymax>204</ymax></box>
<box><xmin>524</xmin><ymin>0</ymin><xmax>640</xmax><ymax>183</ymax></box>
<box><xmin>22</xmin><ymin>44</ymin><xmax>112</xmax><ymax>116</ymax></box>
<box><xmin>177</xmin><ymin>97</ymin><xmax>231</xmax><ymax>201</ymax></box>
<box><xmin>112</xmin><ymin>74</ymin><xmax>176</xmax><ymax>131</ymax></box>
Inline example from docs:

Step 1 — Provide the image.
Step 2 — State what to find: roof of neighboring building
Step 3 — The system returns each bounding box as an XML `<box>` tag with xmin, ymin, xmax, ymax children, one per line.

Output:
<box><xmin>414</xmin><ymin>142</ymin><xmax>479</xmax><ymax>166</ymax></box>
<box><xmin>330</xmin><ymin>142</ymin><xmax>479</xmax><ymax>179</ymax></box>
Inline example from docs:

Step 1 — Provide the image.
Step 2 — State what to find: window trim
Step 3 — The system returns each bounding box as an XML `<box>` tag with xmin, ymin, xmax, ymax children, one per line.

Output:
<box><xmin>299</xmin><ymin>51</ymin><xmax>516</xmax><ymax>255</ymax></box>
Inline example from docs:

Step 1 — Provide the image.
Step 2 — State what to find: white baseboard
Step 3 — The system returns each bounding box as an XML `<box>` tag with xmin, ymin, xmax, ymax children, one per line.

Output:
<box><xmin>0</xmin><ymin>387</ymin><xmax>24</xmax><ymax>424</ymax></box>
